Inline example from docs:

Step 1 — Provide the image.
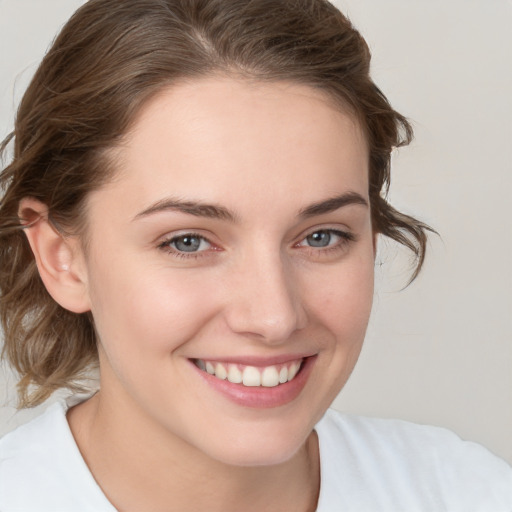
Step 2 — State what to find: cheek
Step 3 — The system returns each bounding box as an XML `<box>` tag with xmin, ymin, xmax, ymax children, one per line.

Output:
<box><xmin>87</xmin><ymin>258</ymin><xmax>222</xmax><ymax>359</ymax></box>
<box><xmin>287</xmin><ymin>250</ymin><xmax>375</xmax><ymax>419</ymax></box>
<box><xmin>306</xmin><ymin>253</ymin><xmax>375</xmax><ymax>337</ymax></box>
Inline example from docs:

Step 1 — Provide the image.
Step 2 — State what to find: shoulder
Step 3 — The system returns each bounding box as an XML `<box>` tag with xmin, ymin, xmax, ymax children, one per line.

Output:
<box><xmin>1</xmin><ymin>401</ymin><xmax>65</xmax><ymax>452</ymax></box>
<box><xmin>0</xmin><ymin>400</ymin><xmax>114</xmax><ymax>511</ymax></box>
<box><xmin>315</xmin><ymin>409</ymin><xmax>512</xmax><ymax>512</ymax></box>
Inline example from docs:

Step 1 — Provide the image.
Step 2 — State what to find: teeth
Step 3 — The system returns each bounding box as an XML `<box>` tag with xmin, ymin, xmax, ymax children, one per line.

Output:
<box><xmin>288</xmin><ymin>362</ymin><xmax>300</xmax><ymax>381</ymax></box>
<box><xmin>227</xmin><ymin>364</ymin><xmax>243</xmax><ymax>383</ymax></box>
<box><xmin>215</xmin><ymin>363</ymin><xmax>227</xmax><ymax>380</ymax></box>
<box><xmin>195</xmin><ymin>358</ymin><xmax>303</xmax><ymax>387</ymax></box>
<box><xmin>242</xmin><ymin>366</ymin><xmax>261</xmax><ymax>386</ymax></box>
<box><xmin>261</xmin><ymin>366</ymin><xmax>280</xmax><ymax>387</ymax></box>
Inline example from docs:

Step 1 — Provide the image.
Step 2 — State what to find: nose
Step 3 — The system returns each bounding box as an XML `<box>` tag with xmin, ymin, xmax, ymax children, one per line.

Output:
<box><xmin>223</xmin><ymin>249</ymin><xmax>307</xmax><ymax>344</ymax></box>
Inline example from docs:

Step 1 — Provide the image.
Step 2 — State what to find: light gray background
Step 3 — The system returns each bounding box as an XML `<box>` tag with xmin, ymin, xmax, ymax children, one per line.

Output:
<box><xmin>1</xmin><ymin>0</ymin><xmax>511</xmax><ymax>464</ymax></box>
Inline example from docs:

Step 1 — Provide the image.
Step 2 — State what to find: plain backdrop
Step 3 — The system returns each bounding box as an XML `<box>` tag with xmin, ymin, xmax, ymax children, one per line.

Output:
<box><xmin>0</xmin><ymin>0</ymin><xmax>511</xmax><ymax>464</ymax></box>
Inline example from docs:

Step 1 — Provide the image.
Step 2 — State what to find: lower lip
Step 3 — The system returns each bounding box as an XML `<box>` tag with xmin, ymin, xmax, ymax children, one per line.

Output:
<box><xmin>191</xmin><ymin>356</ymin><xmax>316</xmax><ymax>409</ymax></box>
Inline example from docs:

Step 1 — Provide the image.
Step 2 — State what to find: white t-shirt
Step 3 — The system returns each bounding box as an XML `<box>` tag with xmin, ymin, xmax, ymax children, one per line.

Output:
<box><xmin>1</xmin><ymin>402</ymin><xmax>511</xmax><ymax>511</ymax></box>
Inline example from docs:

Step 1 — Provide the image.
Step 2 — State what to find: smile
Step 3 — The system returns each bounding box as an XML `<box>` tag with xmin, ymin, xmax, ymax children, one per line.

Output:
<box><xmin>191</xmin><ymin>355</ymin><xmax>316</xmax><ymax>408</ymax></box>
<box><xmin>194</xmin><ymin>359</ymin><xmax>303</xmax><ymax>387</ymax></box>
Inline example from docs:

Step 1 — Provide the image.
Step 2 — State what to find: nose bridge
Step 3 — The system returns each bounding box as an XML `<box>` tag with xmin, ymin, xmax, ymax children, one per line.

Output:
<box><xmin>225</xmin><ymin>244</ymin><xmax>305</xmax><ymax>342</ymax></box>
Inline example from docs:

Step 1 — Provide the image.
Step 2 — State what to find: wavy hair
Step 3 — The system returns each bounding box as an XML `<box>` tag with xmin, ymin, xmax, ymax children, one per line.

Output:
<box><xmin>0</xmin><ymin>0</ymin><xmax>432</xmax><ymax>407</ymax></box>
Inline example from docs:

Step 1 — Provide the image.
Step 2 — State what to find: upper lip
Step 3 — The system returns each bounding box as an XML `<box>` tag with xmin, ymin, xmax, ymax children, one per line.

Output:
<box><xmin>190</xmin><ymin>353</ymin><xmax>316</xmax><ymax>367</ymax></box>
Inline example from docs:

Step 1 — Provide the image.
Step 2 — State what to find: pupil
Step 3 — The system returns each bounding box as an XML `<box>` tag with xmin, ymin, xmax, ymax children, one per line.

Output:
<box><xmin>175</xmin><ymin>236</ymin><xmax>201</xmax><ymax>252</ymax></box>
<box><xmin>307</xmin><ymin>231</ymin><xmax>330</xmax><ymax>247</ymax></box>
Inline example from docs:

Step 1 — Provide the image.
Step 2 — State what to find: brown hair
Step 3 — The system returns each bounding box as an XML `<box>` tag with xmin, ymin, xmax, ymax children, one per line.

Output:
<box><xmin>0</xmin><ymin>0</ymin><xmax>432</xmax><ymax>407</ymax></box>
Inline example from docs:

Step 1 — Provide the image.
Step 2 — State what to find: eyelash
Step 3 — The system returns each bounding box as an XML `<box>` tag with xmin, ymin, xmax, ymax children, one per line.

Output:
<box><xmin>295</xmin><ymin>229</ymin><xmax>356</xmax><ymax>255</ymax></box>
<box><xmin>158</xmin><ymin>228</ymin><xmax>356</xmax><ymax>260</ymax></box>
<box><xmin>158</xmin><ymin>232</ymin><xmax>213</xmax><ymax>260</ymax></box>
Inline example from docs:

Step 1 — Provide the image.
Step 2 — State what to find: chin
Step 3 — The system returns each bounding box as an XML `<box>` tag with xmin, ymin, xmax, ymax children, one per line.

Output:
<box><xmin>198</xmin><ymin>421</ymin><xmax>314</xmax><ymax>468</ymax></box>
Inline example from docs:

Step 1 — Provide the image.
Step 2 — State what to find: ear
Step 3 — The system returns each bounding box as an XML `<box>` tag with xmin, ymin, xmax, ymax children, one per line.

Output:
<box><xmin>19</xmin><ymin>197</ymin><xmax>91</xmax><ymax>313</ymax></box>
<box><xmin>372</xmin><ymin>231</ymin><xmax>378</xmax><ymax>259</ymax></box>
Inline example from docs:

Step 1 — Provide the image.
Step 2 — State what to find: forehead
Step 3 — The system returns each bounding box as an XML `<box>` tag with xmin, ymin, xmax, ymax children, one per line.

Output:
<box><xmin>93</xmin><ymin>77</ymin><xmax>369</xmax><ymax>219</ymax></box>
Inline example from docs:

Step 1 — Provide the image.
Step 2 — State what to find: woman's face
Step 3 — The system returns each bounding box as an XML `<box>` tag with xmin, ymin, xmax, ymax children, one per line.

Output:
<box><xmin>80</xmin><ymin>77</ymin><xmax>375</xmax><ymax>466</ymax></box>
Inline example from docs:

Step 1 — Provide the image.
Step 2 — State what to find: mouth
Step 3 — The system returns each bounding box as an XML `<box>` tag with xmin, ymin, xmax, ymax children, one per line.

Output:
<box><xmin>190</xmin><ymin>355</ymin><xmax>316</xmax><ymax>408</ymax></box>
<box><xmin>193</xmin><ymin>358</ymin><xmax>303</xmax><ymax>387</ymax></box>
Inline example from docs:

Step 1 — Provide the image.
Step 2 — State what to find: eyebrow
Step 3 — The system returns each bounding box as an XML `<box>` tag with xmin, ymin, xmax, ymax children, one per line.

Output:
<box><xmin>298</xmin><ymin>192</ymin><xmax>368</xmax><ymax>218</ymax></box>
<box><xmin>133</xmin><ymin>191</ymin><xmax>368</xmax><ymax>222</ymax></box>
<box><xmin>133</xmin><ymin>197</ymin><xmax>238</xmax><ymax>222</ymax></box>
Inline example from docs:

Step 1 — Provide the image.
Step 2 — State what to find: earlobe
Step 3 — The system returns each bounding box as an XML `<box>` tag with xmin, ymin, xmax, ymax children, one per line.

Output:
<box><xmin>19</xmin><ymin>197</ymin><xmax>91</xmax><ymax>314</ymax></box>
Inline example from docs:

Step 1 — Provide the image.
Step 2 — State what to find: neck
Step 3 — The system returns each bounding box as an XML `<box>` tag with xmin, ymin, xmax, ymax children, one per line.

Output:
<box><xmin>67</xmin><ymin>391</ymin><xmax>320</xmax><ymax>512</ymax></box>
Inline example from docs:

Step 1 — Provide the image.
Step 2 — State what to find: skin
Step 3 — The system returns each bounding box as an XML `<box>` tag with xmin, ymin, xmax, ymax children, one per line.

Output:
<box><xmin>25</xmin><ymin>77</ymin><xmax>376</xmax><ymax>511</ymax></box>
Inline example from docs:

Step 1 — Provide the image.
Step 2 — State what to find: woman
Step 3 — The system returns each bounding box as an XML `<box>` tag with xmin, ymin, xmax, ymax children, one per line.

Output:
<box><xmin>0</xmin><ymin>1</ymin><xmax>511</xmax><ymax>510</ymax></box>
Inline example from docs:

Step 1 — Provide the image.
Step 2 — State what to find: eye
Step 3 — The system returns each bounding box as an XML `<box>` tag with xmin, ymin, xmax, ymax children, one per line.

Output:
<box><xmin>159</xmin><ymin>233</ymin><xmax>212</xmax><ymax>254</ymax></box>
<box><xmin>297</xmin><ymin>229</ymin><xmax>353</xmax><ymax>249</ymax></box>
<box><xmin>304</xmin><ymin>230</ymin><xmax>334</xmax><ymax>248</ymax></box>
